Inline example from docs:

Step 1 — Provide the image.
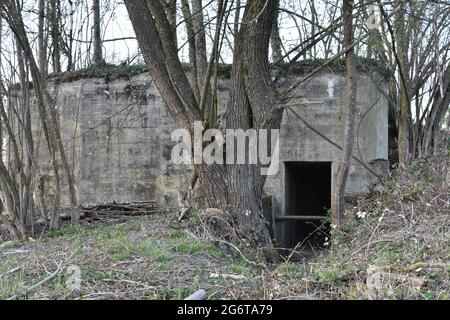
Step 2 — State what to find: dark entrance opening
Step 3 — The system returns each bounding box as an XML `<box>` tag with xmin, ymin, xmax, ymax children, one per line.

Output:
<box><xmin>280</xmin><ymin>162</ymin><xmax>331</xmax><ymax>256</ymax></box>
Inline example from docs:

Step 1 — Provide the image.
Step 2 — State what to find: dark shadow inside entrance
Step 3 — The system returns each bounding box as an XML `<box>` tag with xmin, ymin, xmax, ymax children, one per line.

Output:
<box><xmin>281</xmin><ymin>162</ymin><xmax>332</xmax><ymax>258</ymax></box>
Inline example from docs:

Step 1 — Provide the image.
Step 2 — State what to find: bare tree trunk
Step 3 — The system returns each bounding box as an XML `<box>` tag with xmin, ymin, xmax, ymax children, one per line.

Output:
<box><xmin>229</xmin><ymin>0</ymin><xmax>282</xmax><ymax>249</ymax></box>
<box><xmin>395</xmin><ymin>1</ymin><xmax>411</xmax><ymax>167</ymax></box>
<box><xmin>432</xmin><ymin>93</ymin><xmax>450</xmax><ymax>155</ymax></box>
<box><xmin>1</xmin><ymin>1</ymin><xmax>80</xmax><ymax>226</ymax></box>
<box><xmin>37</xmin><ymin>175</ymin><xmax>47</xmax><ymax>221</ymax></box>
<box><xmin>50</xmin><ymin>168</ymin><xmax>61</xmax><ymax>229</ymax></box>
<box><xmin>46</xmin><ymin>91</ymin><xmax>79</xmax><ymax>223</ymax></box>
<box><xmin>331</xmin><ymin>0</ymin><xmax>357</xmax><ymax>224</ymax></box>
<box><xmin>270</xmin><ymin>0</ymin><xmax>283</xmax><ymax>63</ymax></box>
<box><xmin>398</xmin><ymin>82</ymin><xmax>411</xmax><ymax>166</ymax></box>
<box><xmin>92</xmin><ymin>0</ymin><xmax>103</xmax><ymax>65</ymax></box>
<box><xmin>38</xmin><ymin>0</ymin><xmax>46</xmax><ymax>75</ymax></box>
<box><xmin>124</xmin><ymin>0</ymin><xmax>281</xmax><ymax>250</ymax></box>
<box><xmin>0</xmin><ymin>16</ymin><xmax>19</xmax><ymax>238</ymax></box>
<box><xmin>16</xmin><ymin>39</ymin><xmax>35</xmax><ymax>235</ymax></box>
<box><xmin>0</xmin><ymin>82</ymin><xmax>24</xmax><ymax>237</ymax></box>
<box><xmin>50</xmin><ymin>0</ymin><xmax>61</xmax><ymax>73</ymax></box>
<box><xmin>198</xmin><ymin>0</ymin><xmax>226</xmax><ymax>123</ymax></box>
<box><xmin>0</xmin><ymin>15</ymin><xmax>3</xmax><ymax>218</ymax></box>
<box><xmin>180</xmin><ymin>0</ymin><xmax>200</xmax><ymax>101</ymax></box>
<box><xmin>422</xmin><ymin>64</ymin><xmax>450</xmax><ymax>154</ymax></box>
<box><xmin>191</xmin><ymin>0</ymin><xmax>208</xmax><ymax>94</ymax></box>
<box><xmin>66</xmin><ymin>0</ymin><xmax>74</xmax><ymax>70</ymax></box>
<box><xmin>164</xmin><ymin>0</ymin><xmax>178</xmax><ymax>47</ymax></box>
<box><xmin>309</xmin><ymin>0</ymin><xmax>317</xmax><ymax>58</ymax></box>
<box><xmin>234</xmin><ymin>0</ymin><xmax>240</xmax><ymax>45</ymax></box>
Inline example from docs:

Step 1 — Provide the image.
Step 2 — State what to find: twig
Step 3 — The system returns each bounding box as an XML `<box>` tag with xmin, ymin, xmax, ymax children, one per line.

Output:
<box><xmin>183</xmin><ymin>229</ymin><xmax>265</xmax><ymax>268</ymax></box>
<box><xmin>281</xmin><ymin>34</ymin><xmax>368</xmax><ymax>97</ymax></box>
<box><xmin>0</xmin><ymin>266</ymin><xmax>21</xmax><ymax>279</ymax></box>
<box><xmin>7</xmin><ymin>263</ymin><xmax>63</xmax><ymax>300</ymax></box>
<box><xmin>3</xmin><ymin>249</ymin><xmax>29</xmax><ymax>255</ymax></box>
<box><xmin>102</xmin><ymin>278</ymin><xmax>157</xmax><ymax>290</ymax></box>
<box><xmin>217</xmin><ymin>239</ymin><xmax>266</xmax><ymax>269</ymax></box>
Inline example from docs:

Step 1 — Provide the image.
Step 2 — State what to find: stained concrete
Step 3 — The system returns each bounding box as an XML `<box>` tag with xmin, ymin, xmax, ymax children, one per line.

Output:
<box><xmin>257</xmin><ymin>70</ymin><xmax>389</xmax><ymax>249</ymax></box>
<box><xmin>29</xmin><ymin>69</ymin><xmax>388</xmax><ymax>217</ymax></box>
<box><xmin>264</xmin><ymin>71</ymin><xmax>389</xmax><ymax>218</ymax></box>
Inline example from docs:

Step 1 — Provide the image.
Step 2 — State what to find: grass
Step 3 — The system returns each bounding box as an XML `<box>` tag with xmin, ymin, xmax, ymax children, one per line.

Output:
<box><xmin>91</xmin><ymin>226</ymin><xmax>222</xmax><ymax>265</ymax></box>
<box><xmin>300</xmin><ymin>155</ymin><xmax>450</xmax><ymax>299</ymax></box>
<box><xmin>135</xmin><ymin>231</ymin><xmax>222</xmax><ymax>262</ymax></box>
<box><xmin>46</xmin><ymin>224</ymin><xmax>89</xmax><ymax>240</ymax></box>
<box><xmin>156</xmin><ymin>287</ymin><xmax>194</xmax><ymax>300</ymax></box>
<box><xmin>0</xmin><ymin>275</ymin><xmax>26</xmax><ymax>299</ymax></box>
<box><xmin>0</xmin><ymin>213</ymin><xmax>235</xmax><ymax>299</ymax></box>
<box><xmin>49</xmin><ymin>63</ymin><xmax>149</xmax><ymax>83</ymax></box>
<box><xmin>0</xmin><ymin>154</ymin><xmax>448</xmax><ymax>300</ymax></box>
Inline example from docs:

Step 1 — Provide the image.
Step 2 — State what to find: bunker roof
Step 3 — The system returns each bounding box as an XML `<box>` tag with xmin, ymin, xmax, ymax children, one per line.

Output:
<box><xmin>47</xmin><ymin>57</ymin><xmax>390</xmax><ymax>84</ymax></box>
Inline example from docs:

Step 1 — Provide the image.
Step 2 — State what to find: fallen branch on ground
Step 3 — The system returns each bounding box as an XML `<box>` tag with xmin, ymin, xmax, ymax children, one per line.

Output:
<box><xmin>184</xmin><ymin>289</ymin><xmax>207</xmax><ymax>300</ymax></box>
<box><xmin>7</xmin><ymin>263</ymin><xmax>63</xmax><ymax>300</ymax></box>
<box><xmin>59</xmin><ymin>201</ymin><xmax>162</xmax><ymax>222</ymax></box>
<box><xmin>0</xmin><ymin>266</ymin><xmax>21</xmax><ymax>279</ymax></box>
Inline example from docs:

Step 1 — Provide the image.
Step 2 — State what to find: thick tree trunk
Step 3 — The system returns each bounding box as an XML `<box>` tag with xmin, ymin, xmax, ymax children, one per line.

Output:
<box><xmin>124</xmin><ymin>0</ymin><xmax>281</xmax><ymax>250</ymax></box>
<box><xmin>331</xmin><ymin>0</ymin><xmax>357</xmax><ymax>224</ymax></box>
<box><xmin>223</xmin><ymin>0</ymin><xmax>282</xmax><ymax>247</ymax></box>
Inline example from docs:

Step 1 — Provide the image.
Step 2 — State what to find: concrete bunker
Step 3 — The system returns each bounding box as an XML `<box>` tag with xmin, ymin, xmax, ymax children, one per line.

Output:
<box><xmin>22</xmin><ymin>61</ymin><xmax>390</xmax><ymax>255</ymax></box>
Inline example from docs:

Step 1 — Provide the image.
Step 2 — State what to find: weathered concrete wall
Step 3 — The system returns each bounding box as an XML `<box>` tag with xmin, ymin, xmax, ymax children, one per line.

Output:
<box><xmin>264</xmin><ymin>71</ymin><xmax>389</xmax><ymax>216</ymax></box>
<box><xmin>32</xmin><ymin>69</ymin><xmax>388</xmax><ymax>212</ymax></box>
<box><xmin>35</xmin><ymin>74</ymin><xmax>193</xmax><ymax>207</ymax></box>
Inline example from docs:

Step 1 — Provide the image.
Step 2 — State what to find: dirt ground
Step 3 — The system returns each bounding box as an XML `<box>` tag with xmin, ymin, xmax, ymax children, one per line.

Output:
<box><xmin>0</xmin><ymin>158</ymin><xmax>448</xmax><ymax>300</ymax></box>
<box><xmin>0</xmin><ymin>212</ymin><xmax>312</xmax><ymax>300</ymax></box>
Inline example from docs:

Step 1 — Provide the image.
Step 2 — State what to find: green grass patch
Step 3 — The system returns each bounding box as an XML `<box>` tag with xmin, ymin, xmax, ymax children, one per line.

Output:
<box><xmin>45</xmin><ymin>224</ymin><xmax>90</xmax><ymax>240</ymax></box>
<box><xmin>0</xmin><ymin>273</ymin><xmax>27</xmax><ymax>299</ymax></box>
<box><xmin>136</xmin><ymin>231</ymin><xmax>222</xmax><ymax>262</ymax></box>
<box><xmin>155</xmin><ymin>286</ymin><xmax>194</xmax><ymax>300</ymax></box>
<box><xmin>276</xmin><ymin>262</ymin><xmax>304</xmax><ymax>279</ymax></box>
<box><xmin>313</xmin><ymin>266</ymin><xmax>341</xmax><ymax>283</ymax></box>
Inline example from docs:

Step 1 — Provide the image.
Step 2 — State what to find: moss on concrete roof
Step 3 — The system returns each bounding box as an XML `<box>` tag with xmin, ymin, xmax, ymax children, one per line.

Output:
<box><xmin>279</xmin><ymin>57</ymin><xmax>390</xmax><ymax>78</ymax></box>
<box><xmin>49</xmin><ymin>57</ymin><xmax>390</xmax><ymax>83</ymax></box>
